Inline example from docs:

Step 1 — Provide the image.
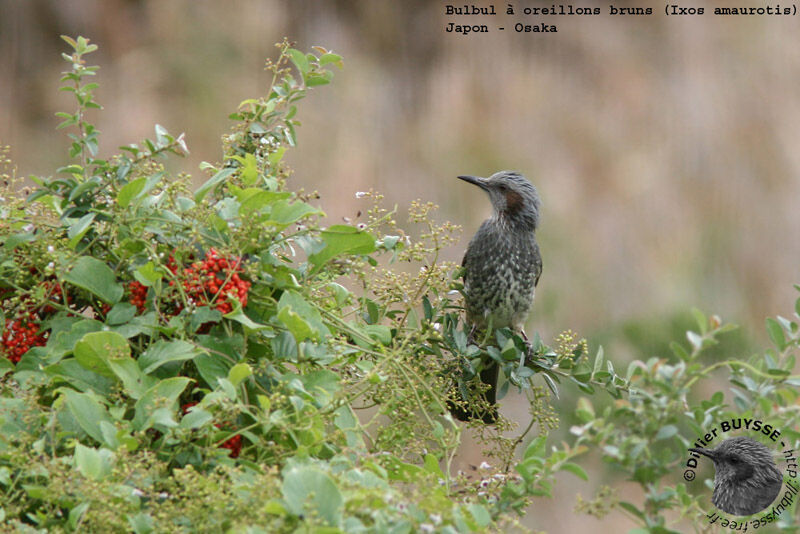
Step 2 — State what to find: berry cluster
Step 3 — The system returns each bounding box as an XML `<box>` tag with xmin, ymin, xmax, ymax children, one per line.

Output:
<box><xmin>219</xmin><ymin>433</ymin><xmax>243</xmax><ymax>458</ymax></box>
<box><xmin>129</xmin><ymin>249</ymin><xmax>251</xmax><ymax>317</ymax></box>
<box><xmin>181</xmin><ymin>402</ymin><xmax>243</xmax><ymax>458</ymax></box>
<box><xmin>180</xmin><ymin>249</ymin><xmax>250</xmax><ymax>315</ymax></box>
<box><xmin>1</xmin><ymin>277</ymin><xmax>69</xmax><ymax>364</ymax></box>
<box><xmin>2</xmin><ymin>314</ymin><xmax>48</xmax><ymax>364</ymax></box>
<box><xmin>128</xmin><ymin>280</ymin><xmax>148</xmax><ymax>314</ymax></box>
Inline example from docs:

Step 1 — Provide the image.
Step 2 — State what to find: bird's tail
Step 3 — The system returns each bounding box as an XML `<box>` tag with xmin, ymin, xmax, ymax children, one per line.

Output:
<box><xmin>447</xmin><ymin>357</ymin><xmax>499</xmax><ymax>424</ymax></box>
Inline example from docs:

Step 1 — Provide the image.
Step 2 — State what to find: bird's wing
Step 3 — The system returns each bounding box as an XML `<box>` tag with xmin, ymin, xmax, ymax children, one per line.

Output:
<box><xmin>460</xmin><ymin>249</ymin><xmax>471</xmax><ymax>293</ymax></box>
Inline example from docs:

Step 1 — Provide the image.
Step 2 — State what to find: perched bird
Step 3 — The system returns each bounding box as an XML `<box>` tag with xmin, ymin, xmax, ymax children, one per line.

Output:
<box><xmin>690</xmin><ymin>436</ymin><xmax>783</xmax><ymax>515</ymax></box>
<box><xmin>449</xmin><ymin>171</ymin><xmax>542</xmax><ymax>424</ymax></box>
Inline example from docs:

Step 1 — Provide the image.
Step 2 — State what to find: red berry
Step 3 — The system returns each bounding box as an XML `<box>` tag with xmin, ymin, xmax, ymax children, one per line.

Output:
<box><xmin>220</xmin><ymin>433</ymin><xmax>242</xmax><ymax>458</ymax></box>
<box><xmin>2</xmin><ymin>313</ymin><xmax>48</xmax><ymax>364</ymax></box>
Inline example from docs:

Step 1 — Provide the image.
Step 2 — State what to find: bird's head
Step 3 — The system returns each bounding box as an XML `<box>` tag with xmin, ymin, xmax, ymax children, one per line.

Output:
<box><xmin>690</xmin><ymin>437</ymin><xmax>776</xmax><ymax>485</ymax></box>
<box><xmin>458</xmin><ymin>171</ymin><xmax>541</xmax><ymax>229</ymax></box>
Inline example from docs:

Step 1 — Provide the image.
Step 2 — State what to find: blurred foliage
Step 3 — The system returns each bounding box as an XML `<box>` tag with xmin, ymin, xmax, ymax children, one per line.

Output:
<box><xmin>572</xmin><ymin>303</ymin><xmax>800</xmax><ymax>532</ymax></box>
<box><xmin>597</xmin><ymin>311</ymin><xmax>758</xmax><ymax>371</ymax></box>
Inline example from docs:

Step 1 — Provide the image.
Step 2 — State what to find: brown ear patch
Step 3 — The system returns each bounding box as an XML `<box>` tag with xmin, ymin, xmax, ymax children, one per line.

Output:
<box><xmin>505</xmin><ymin>190</ymin><xmax>523</xmax><ymax>213</ymax></box>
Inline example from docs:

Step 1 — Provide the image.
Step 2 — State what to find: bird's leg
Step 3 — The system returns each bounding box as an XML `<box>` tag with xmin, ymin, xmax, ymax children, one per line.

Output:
<box><xmin>466</xmin><ymin>323</ymin><xmax>479</xmax><ymax>346</ymax></box>
<box><xmin>519</xmin><ymin>328</ymin><xmax>537</xmax><ymax>366</ymax></box>
<box><xmin>518</xmin><ymin>328</ymin><xmax>531</xmax><ymax>351</ymax></box>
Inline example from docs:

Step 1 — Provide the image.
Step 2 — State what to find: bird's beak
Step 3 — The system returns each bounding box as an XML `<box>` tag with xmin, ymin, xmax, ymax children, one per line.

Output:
<box><xmin>457</xmin><ymin>175</ymin><xmax>490</xmax><ymax>192</ymax></box>
<box><xmin>689</xmin><ymin>447</ymin><xmax>716</xmax><ymax>459</ymax></box>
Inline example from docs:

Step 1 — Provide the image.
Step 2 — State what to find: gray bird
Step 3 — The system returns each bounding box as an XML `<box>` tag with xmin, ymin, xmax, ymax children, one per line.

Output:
<box><xmin>690</xmin><ymin>436</ymin><xmax>783</xmax><ymax>515</ymax></box>
<box><xmin>449</xmin><ymin>171</ymin><xmax>542</xmax><ymax>424</ymax></box>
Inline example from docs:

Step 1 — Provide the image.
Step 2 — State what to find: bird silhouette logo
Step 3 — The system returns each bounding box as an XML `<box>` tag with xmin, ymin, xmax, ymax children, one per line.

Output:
<box><xmin>690</xmin><ymin>436</ymin><xmax>783</xmax><ymax>515</ymax></box>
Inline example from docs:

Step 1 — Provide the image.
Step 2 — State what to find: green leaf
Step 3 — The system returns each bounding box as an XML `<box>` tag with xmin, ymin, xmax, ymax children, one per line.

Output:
<box><xmin>228</xmin><ymin>362</ymin><xmax>252</xmax><ymax>387</ymax></box>
<box><xmin>74</xmin><ymin>444</ymin><xmax>114</xmax><ymax>481</ymax></box>
<box><xmin>592</xmin><ymin>346</ymin><xmax>604</xmax><ymax>376</ymax></box>
<box><xmin>74</xmin><ymin>331</ymin><xmax>131</xmax><ymax>378</ymax></box>
<box><xmin>195</xmin><ymin>167</ymin><xmax>236</xmax><ymax>202</ymax></box>
<box><xmin>691</xmin><ymin>308</ymin><xmax>707</xmax><ymax>334</ymax></box>
<box><xmin>766</xmin><ymin>318</ymin><xmax>787</xmax><ymax>351</ymax></box>
<box><xmin>61</xmin><ymin>35</ymin><xmax>78</xmax><ymax>49</ymax></box>
<box><xmin>467</xmin><ymin>504</ymin><xmax>491</xmax><ymax>528</ymax></box>
<box><xmin>309</xmin><ymin>225</ymin><xmax>376</xmax><ymax>269</ymax></box>
<box><xmin>423</xmin><ymin>454</ymin><xmax>443</xmax><ymax>477</ymax></box>
<box><xmin>239</xmin><ymin>153</ymin><xmax>259</xmax><ymax>186</ymax></box>
<box><xmin>324</xmin><ymin>283</ymin><xmax>350</xmax><ymax>308</ymax></box>
<box><xmin>138</xmin><ymin>340</ymin><xmax>203</xmax><ymax>375</ymax></box>
<box><xmin>618</xmin><ymin>501</ymin><xmax>646</xmax><ymax>520</ymax></box>
<box><xmin>559</xmin><ymin>462</ymin><xmax>589</xmax><ymax>481</ymax></box>
<box><xmin>269</xmin><ymin>199</ymin><xmax>321</xmax><ymax>225</ymax></box>
<box><xmin>268</xmin><ymin>147</ymin><xmax>286</xmax><ymax>166</ymax></box>
<box><xmin>189</xmin><ymin>306</ymin><xmax>222</xmax><ymax>332</ymax></box>
<box><xmin>67</xmin><ymin>212</ymin><xmax>96</xmax><ymax>249</ymax></box>
<box><xmin>669</xmin><ymin>341</ymin><xmax>690</xmax><ymax>361</ymax></box>
<box><xmin>138</xmin><ymin>171</ymin><xmax>165</xmax><ymax>198</ymax></box>
<box><xmin>277</xmin><ymin>307</ymin><xmax>313</xmax><ymax>342</ymax></box>
<box><xmin>300</xmin><ymin>369</ymin><xmax>340</xmax><ymax>407</ymax></box>
<box><xmin>154</xmin><ymin>123</ymin><xmax>169</xmax><ymax>146</ymax></box>
<box><xmin>224</xmin><ymin>304</ymin><xmax>270</xmax><ymax>331</ymax></box>
<box><xmin>571</xmin><ymin>362</ymin><xmax>592</xmax><ymax>383</ymax></box>
<box><xmin>176</xmin><ymin>196</ymin><xmax>195</xmax><ymax>211</ymax></box>
<box><xmin>128</xmin><ymin>513</ymin><xmax>155</xmax><ymax>534</ymax></box>
<box><xmin>194</xmin><ymin>354</ymin><xmax>230</xmax><ymax>387</ymax></box>
<box><xmin>277</xmin><ymin>290</ymin><xmax>330</xmax><ymax>342</ymax></box>
<box><xmin>654</xmin><ymin>425</ymin><xmax>678</xmax><ymax>441</ymax></box>
<box><xmin>117</xmin><ymin>177</ymin><xmax>147</xmax><ymax>208</ymax></box>
<box><xmin>180</xmin><ymin>406</ymin><xmax>213</xmax><ymax>430</ymax></box>
<box><xmin>2</xmin><ymin>232</ymin><xmax>35</xmax><ymax>251</ymax></box>
<box><xmin>133</xmin><ymin>377</ymin><xmax>192</xmax><ymax>431</ymax></box>
<box><xmin>44</xmin><ymin>358</ymin><xmax>114</xmax><ymax>394</ymax></box>
<box><xmin>271</xmin><ymin>331</ymin><xmax>298</xmax><ymax>361</ymax></box>
<box><xmin>68</xmin><ymin>179</ymin><xmax>100</xmax><ymax>201</ymax></box>
<box><xmin>766</xmin><ymin>368</ymin><xmax>790</xmax><ymax>378</ymax></box>
<box><xmin>60</xmin><ymin>388</ymin><xmax>113</xmax><ymax>444</ymax></box>
<box><xmin>106</xmin><ymin>302</ymin><xmax>136</xmax><ymax>325</ymax></box>
<box><xmin>333</xmin><ymin>405</ymin><xmax>364</xmax><ymax>450</ymax></box>
<box><xmin>194</xmin><ymin>338</ymin><xmax>236</xmax><ymax>387</ymax></box>
<box><xmin>363</xmin><ymin>324</ymin><xmax>392</xmax><ymax>346</ymax></box>
<box><xmin>287</xmin><ymin>48</ymin><xmax>310</xmax><ymax>76</ymax></box>
<box><xmin>133</xmin><ymin>261</ymin><xmax>162</xmax><ymax>286</ymax></box>
<box><xmin>68</xmin><ymin>502</ymin><xmax>90</xmax><ymax>530</ymax></box>
<box><xmin>305</xmin><ymin>72</ymin><xmax>332</xmax><ymax>87</ymax></box>
<box><xmin>541</xmin><ymin>372</ymin><xmax>559</xmax><ymax>398</ymax></box>
<box><xmin>65</xmin><ymin>257</ymin><xmax>124</xmax><ymax>304</ymax></box>
<box><xmin>237</xmin><ymin>190</ymin><xmax>285</xmax><ymax>216</ymax></box>
<box><xmin>575</xmin><ymin>397</ymin><xmax>594</xmax><ymax>422</ymax></box>
<box><xmin>319</xmin><ymin>53</ymin><xmax>343</xmax><ymax>67</ymax></box>
<box><xmin>106</xmin><ymin>357</ymin><xmax>153</xmax><ymax>399</ymax></box>
<box><xmin>282</xmin><ymin>466</ymin><xmax>343</xmax><ymax>527</ymax></box>
<box><xmin>523</xmin><ymin>436</ymin><xmax>546</xmax><ymax>459</ymax></box>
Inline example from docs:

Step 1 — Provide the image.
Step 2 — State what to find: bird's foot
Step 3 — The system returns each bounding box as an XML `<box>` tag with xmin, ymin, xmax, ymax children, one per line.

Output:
<box><xmin>518</xmin><ymin>329</ymin><xmax>537</xmax><ymax>365</ymax></box>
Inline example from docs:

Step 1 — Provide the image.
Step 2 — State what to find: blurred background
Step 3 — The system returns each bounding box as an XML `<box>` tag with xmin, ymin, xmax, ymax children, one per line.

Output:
<box><xmin>2</xmin><ymin>1</ymin><xmax>799</xmax><ymax>531</ymax></box>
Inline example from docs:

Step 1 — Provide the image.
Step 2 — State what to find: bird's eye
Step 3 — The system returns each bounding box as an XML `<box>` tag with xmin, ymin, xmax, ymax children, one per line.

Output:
<box><xmin>730</xmin><ymin>457</ymin><xmax>738</xmax><ymax>464</ymax></box>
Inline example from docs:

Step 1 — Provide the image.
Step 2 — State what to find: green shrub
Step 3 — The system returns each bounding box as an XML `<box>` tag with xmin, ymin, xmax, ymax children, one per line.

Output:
<box><xmin>0</xmin><ymin>36</ymin><xmax>798</xmax><ymax>533</ymax></box>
